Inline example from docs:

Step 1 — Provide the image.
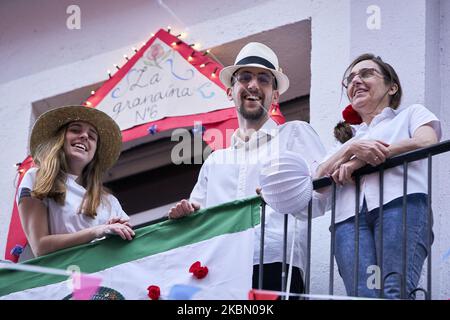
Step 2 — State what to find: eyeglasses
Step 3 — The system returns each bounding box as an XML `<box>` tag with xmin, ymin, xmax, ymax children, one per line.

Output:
<box><xmin>233</xmin><ymin>71</ymin><xmax>275</xmax><ymax>87</ymax></box>
<box><xmin>342</xmin><ymin>68</ymin><xmax>386</xmax><ymax>88</ymax></box>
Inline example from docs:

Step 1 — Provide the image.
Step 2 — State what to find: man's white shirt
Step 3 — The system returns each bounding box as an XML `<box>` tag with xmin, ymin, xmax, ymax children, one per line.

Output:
<box><xmin>190</xmin><ymin>118</ymin><xmax>327</xmax><ymax>271</ymax></box>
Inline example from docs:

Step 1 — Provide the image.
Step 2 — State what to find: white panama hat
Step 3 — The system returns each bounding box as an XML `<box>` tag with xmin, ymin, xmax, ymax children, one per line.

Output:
<box><xmin>219</xmin><ymin>42</ymin><xmax>290</xmax><ymax>94</ymax></box>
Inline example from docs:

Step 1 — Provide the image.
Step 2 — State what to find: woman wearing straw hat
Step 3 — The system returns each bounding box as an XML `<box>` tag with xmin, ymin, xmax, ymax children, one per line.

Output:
<box><xmin>17</xmin><ymin>105</ymin><xmax>134</xmax><ymax>258</ymax></box>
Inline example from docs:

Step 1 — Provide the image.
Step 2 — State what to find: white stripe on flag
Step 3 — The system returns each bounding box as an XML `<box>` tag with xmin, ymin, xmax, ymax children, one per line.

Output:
<box><xmin>2</xmin><ymin>229</ymin><xmax>254</xmax><ymax>300</ymax></box>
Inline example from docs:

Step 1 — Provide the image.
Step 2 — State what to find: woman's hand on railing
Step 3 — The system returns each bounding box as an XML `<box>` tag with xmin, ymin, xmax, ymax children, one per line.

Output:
<box><xmin>331</xmin><ymin>158</ymin><xmax>366</xmax><ymax>185</ymax></box>
<box><xmin>107</xmin><ymin>217</ymin><xmax>132</xmax><ymax>228</ymax></box>
<box><xmin>349</xmin><ymin>139</ymin><xmax>389</xmax><ymax>166</ymax></box>
<box><xmin>98</xmin><ymin>223</ymin><xmax>135</xmax><ymax>241</ymax></box>
<box><xmin>168</xmin><ymin>199</ymin><xmax>200</xmax><ymax>220</ymax></box>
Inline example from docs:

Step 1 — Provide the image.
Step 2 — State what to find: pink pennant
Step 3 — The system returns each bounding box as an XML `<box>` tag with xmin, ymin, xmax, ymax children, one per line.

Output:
<box><xmin>72</xmin><ymin>273</ymin><xmax>102</xmax><ymax>300</ymax></box>
<box><xmin>248</xmin><ymin>289</ymin><xmax>279</xmax><ymax>300</ymax></box>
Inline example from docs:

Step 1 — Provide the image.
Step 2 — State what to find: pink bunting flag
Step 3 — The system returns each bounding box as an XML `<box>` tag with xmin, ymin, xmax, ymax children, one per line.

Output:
<box><xmin>72</xmin><ymin>273</ymin><xmax>102</xmax><ymax>300</ymax></box>
<box><xmin>248</xmin><ymin>289</ymin><xmax>279</xmax><ymax>300</ymax></box>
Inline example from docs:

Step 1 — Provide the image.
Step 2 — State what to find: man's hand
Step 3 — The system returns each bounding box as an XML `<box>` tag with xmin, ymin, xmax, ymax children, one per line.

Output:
<box><xmin>349</xmin><ymin>139</ymin><xmax>390</xmax><ymax>166</ymax></box>
<box><xmin>168</xmin><ymin>200</ymin><xmax>200</xmax><ymax>219</ymax></box>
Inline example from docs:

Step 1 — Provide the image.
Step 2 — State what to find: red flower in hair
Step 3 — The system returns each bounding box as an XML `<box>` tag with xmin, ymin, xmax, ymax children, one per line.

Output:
<box><xmin>342</xmin><ymin>104</ymin><xmax>362</xmax><ymax>125</ymax></box>
<box><xmin>147</xmin><ymin>285</ymin><xmax>160</xmax><ymax>300</ymax></box>
<box><xmin>189</xmin><ymin>261</ymin><xmax>209</xmax><ymax>279</ymax></box>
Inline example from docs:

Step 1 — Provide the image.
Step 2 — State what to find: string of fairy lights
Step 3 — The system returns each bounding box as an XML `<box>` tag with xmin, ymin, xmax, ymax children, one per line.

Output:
<box><xmin>86</xmin><ymin>26</ymin><xmax>221</xmax><ymax>103</ymax></box>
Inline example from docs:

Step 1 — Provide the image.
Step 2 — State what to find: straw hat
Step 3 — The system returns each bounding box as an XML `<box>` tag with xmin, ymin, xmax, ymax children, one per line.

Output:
<box><xmin>30</xmin><ymin>105</ymin><xmax>122</xmax><ymax>171</ymax></box>
<box><xmin>219</xmin><ymin>42</ymin><xmax>290</xmax><ymax>94</ymax></box>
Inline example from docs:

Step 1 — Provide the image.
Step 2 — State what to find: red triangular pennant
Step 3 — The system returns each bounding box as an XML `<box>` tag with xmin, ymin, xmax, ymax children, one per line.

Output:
<box><xmin>248</xmin><ymin>289</ymin><xmax>280</xmax><ymax>300</ymax></box>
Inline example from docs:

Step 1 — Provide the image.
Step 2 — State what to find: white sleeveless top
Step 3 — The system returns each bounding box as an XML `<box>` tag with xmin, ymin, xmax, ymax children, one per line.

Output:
<box><xmin>17</xmin><ymin>167</ymin><xmax>129</xmax><ymax>235</ymax></box>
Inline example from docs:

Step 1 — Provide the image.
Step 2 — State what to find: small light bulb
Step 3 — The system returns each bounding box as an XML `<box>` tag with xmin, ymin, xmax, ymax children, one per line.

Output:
<box><xmin>91</xmin><ymin>90</ymin><xmax>95</xmax><ymax>95</ymax></box>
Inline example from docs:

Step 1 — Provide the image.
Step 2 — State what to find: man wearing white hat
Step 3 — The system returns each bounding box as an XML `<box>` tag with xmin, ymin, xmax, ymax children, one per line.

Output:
<box><xmin>168</xmin><ymin>42</ymin><xmax>327</xmax><ymax>294</ymax></box>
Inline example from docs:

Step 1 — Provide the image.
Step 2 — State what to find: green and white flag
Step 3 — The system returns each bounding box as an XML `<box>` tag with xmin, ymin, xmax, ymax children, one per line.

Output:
<box><xmin>0</xmin><ymin>197</ymin><xmax>261</xmax><ymax>300</ymax></box>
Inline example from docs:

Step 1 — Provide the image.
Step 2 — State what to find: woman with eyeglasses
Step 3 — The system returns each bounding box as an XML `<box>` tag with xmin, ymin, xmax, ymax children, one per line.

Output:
<box><xmin>316</xmin><ymin>54</ymin><xmax>442</xmax><ymax>299</ymax></box>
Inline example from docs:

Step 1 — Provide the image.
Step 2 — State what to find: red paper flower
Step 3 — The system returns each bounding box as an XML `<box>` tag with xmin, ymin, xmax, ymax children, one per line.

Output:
<box><xmin>147</xmin><ymin>285</ymin><xmax>160</xmax><ymax>300</ymax></box>
<box><xmin>342</xmin><ymin>104</ymin><xmax>363</xmax><ymax>125</ymax></box>
<box><xmin>189</xmin><ymin>261</ymin><xmax>209</xmax><ymax>279</ymax></box>
<box><xmin>148</xmin><ymin>43</ymin><xmax>164</xmax><ymax>61</ymax></box>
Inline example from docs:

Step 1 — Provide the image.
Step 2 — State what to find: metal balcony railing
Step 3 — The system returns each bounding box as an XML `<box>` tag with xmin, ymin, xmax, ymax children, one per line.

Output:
<box><xmin>259</xmin><ymin>140</ymin><xmax>450</xmax><ymax>300</ymax></box>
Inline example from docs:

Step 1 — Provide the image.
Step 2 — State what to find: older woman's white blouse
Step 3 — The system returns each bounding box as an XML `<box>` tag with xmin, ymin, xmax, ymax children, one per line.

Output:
<box><xmin>323</xmin><ymin>104</ymin><xmax>442</xmax><ymax>224</ymax></box>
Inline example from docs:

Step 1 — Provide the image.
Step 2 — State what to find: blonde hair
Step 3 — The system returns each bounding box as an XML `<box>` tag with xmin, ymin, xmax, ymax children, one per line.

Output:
<box><xmin>32</xmin><ymin>124</ymin><xmax>108</xmax><ymax>218</ymax></box>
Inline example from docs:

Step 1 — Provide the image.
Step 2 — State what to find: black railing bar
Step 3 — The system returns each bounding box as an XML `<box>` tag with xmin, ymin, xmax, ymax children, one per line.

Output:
<box><xmin>427</xmin><ymin>154</ymin><xmax>432</xmax><ymax>300</ymax></box>
<box><xmin>281</xmin><ymin>214</ymin><xmax>288</xmax><ymax>299</ymax></box>
<box><xmin>328</xmin><ymin>182</ymin><xmax>336</xmax><ymax>295</ymax></box>
<box><xmin>378</xmin><ymin>167</ymin><xmax>385</xmax><ymax>298</ymax></box>
<box><xmin>313</xmin><ymin>140</ymin><xmax>450</xmax><ymax>190</ymax></box>
<box><xmin>259</xmin><ymin>199</ymin><xmax>266</xmax><ymax>290</ymax></box>
<box><xmin>401</xmin><ymin>162</ymin><xmax>408</xmax><ymax>299</ymax></box>
<box><xmin>353</xmin><ymin>176</ymin><xmax>361</xmax><ymax>296</ymax></box>
<box><xmin>305</xmin><ymin>200</ymin><xmax>313</xmax><ymax>295</ymax></box>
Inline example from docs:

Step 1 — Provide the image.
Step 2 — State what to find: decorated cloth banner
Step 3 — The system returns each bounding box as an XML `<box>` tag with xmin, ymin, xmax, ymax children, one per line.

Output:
<box><xmin>85</xmin><ymin>29</ymin><xmax>234</xmax><ymax>141</ymax></box>
<box><xmin>0</xmin><ymin>197</ymin><xmax>260</xmax><ymax>300</ymax></box>
<box><xmin>94</xmin><ymin>37</ymin><xmax>231</xmax><ymax>130</ymax></box>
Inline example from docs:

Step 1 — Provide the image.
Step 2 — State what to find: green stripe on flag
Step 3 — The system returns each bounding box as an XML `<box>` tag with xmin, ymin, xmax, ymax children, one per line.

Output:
<box><xmin>0</xmin><ymin>196</ymin><xmax>261</xmax><ymax>297</ymax></box>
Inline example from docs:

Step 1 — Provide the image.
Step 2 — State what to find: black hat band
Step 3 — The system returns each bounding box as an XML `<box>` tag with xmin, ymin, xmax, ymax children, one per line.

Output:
<box><xmin>236</xmin><ymin>56</ymin><xmax>276</xmax><ymax>70</ymax></box>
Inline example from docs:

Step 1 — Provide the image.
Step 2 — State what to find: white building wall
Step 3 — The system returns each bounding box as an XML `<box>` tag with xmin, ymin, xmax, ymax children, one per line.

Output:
<box><xmin>0</xmin><ymin>0</ymin><xmax>448</xmax><ymax>298</ymax></box>
<box><xmin>436</xmin><ymin>0</ymin><xmax>450</xmax><ymax>299</ymax></box>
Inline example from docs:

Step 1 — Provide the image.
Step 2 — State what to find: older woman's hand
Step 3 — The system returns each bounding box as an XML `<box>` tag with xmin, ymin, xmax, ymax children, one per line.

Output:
<box><xmin>331</xmin><ymin>158</ymin><xmax>366</xmax><ymax>185</ymax></box>
<box><xmin>349</xmin><ymin>139</ymin><xmax>390</xmax><ymax>166</ymax></box>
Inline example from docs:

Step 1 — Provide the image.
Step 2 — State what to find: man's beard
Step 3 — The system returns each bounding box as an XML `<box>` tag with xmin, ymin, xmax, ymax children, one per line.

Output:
<box><xmin>237</xmin><ymin>94</ymin><xmax>270</xmax><ymax>120</ymax></box>
<box><xmin>238</xmin><ymin>103</ymin><xmax>267</xmax><ymax>120</ymax></box>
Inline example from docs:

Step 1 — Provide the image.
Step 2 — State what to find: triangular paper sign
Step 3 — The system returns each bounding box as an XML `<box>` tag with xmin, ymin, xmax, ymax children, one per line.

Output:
<box><xmin>85</xmin><ymin>29</ymin><xmax>235</xmax><ymax>146</ymax></box>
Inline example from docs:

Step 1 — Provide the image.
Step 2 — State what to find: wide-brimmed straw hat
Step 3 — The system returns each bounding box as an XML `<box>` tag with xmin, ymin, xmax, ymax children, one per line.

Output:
<box><xmin>219</xmin><ymin>42</ymin><xmax>290</xmax><ymax>94</ymax></box>
<box><xmin>30</xmin><ymin>105</ymin><xmax>122</xmax><ymax>171</ymax></box>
